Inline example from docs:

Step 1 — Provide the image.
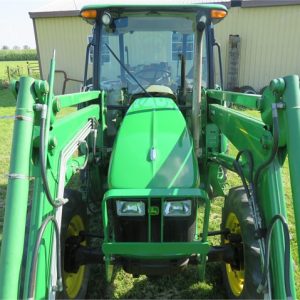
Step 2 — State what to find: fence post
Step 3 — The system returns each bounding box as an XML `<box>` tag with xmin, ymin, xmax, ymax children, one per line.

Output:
<box><xmin>27</xmin><ymin>61</ymin><xmax>30</xmax><ymax>76</ymax></box>
<box><xmin>6</xmin><ymin>66</ymin><xmax>10</xmax><ymax>81</ymax></box>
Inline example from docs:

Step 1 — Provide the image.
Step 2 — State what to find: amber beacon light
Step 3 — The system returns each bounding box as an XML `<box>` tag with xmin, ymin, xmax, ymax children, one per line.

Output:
<box><xmin>81</xmin><ymin>9</ymin><xmax>97</xmax><ymax>19</ymax></box>
<box><xmin>211</xmin><ymin>9</ymin><xmax>227</xmax><ymax>19</ymax></box>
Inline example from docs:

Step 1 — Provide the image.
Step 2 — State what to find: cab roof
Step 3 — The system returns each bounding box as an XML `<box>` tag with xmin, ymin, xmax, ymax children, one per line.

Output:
<box><xmin>81</xmin><ymin>1</ymin><xmax>228</xmax><ymax>13</ymax></box>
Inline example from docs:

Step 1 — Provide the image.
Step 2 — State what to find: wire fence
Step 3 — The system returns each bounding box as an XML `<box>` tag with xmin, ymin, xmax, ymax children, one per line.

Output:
<box><xmin>0</xmin><ymin>61</ymin><xmax>40</xmax><ymax>89</ymax></box>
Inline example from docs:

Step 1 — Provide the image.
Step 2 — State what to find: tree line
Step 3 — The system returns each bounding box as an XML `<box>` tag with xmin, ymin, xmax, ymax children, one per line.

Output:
<box><xmin>2</xmin><ymin>45</ymin><xmax>32</xmax><ymax>50</ymax></box>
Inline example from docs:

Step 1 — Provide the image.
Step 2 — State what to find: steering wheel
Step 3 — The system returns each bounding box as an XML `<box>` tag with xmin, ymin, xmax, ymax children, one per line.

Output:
<box><xmin>124</xmin><ymin>66</ymin><xmax>172</xmax><ymax>97</ymax></box>
<box><xmin>135</xmin><ymin>68</ymin><xmax>171</xmax><ymax>85</ymax></box>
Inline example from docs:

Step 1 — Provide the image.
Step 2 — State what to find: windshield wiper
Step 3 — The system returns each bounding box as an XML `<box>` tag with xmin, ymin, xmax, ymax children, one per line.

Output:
<box><xmin>105</xmin><ymin>43</ymin><xmax>152</xmax><ymax>97</ymax></box>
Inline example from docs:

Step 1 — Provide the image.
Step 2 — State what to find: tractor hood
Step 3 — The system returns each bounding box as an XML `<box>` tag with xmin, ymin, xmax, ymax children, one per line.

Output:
<box><xmin>108</xmin><ymin>97</ymin><xmax>200</xmax><ymax>189</ymax></box>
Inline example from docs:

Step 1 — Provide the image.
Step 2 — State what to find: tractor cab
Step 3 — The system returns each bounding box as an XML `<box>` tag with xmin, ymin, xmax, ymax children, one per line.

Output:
<box><xmin>81</xmin><ymin>4</ymin><xmax>227</xmax><ymax>140</ymax></box>
<box><xmin>93</xmin><ymin>9</ymin><xmax>204</xmax><ymax>102</ymax></box>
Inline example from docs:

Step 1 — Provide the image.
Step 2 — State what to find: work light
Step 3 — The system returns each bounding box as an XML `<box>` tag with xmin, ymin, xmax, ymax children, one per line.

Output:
<box><xmin>163</xmin><ymin>200</ymin><xmax>192</xmax><ymax>217</ymax></box>
<box><xmin>102</xmin><ymin>11</ymin><xmax>113</xmax><ymax>26</ymax></box>
<box><xmin>116</xmin><ymin>201</ymin><xmax>145</xmax><ymax>216</ymax></box>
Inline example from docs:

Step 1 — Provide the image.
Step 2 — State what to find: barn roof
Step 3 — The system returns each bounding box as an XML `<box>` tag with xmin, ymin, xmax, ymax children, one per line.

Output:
<box><xmin>29</xmin><ymin>0</ymin><xmax>300</xmax><ymax>18</ymax></box>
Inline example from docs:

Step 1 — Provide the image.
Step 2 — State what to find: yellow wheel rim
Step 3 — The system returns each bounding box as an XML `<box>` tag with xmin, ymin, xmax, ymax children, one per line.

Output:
<box><xmin>64</xmin><ymin>215</ymin><xmax>86</xmax><ymax>299</ymax></box>
<box><xmin>225</xmin><ymin>212</ymin><xmax>244</xmax><ymax>297</ymax></box>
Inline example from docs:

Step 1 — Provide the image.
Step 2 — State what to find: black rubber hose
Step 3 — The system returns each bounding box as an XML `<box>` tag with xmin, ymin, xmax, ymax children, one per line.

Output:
<box><xmin>233</xmin><ymin>159</ymin><xmax>251</xmax><ymax>199</ymax></box>
<box><xmin>233</xmin><ymin>149</ymin><xmax>255</xmax><ymax>200</ymax></box>
<box><xmin>254</xmin><ymin>105</ymin><xmax>280</xmax><ymax>190</ymax></box>
<box><xmin>40</xmin><ymin>115</ymin><xmax>61</xmax><ymax>208</ymax></box>
<box><xmin>28</xmin><ymin>215</ymin><xmax>62</xmax><ymax>299</ymax></box>
<box><xmin>258</xmin><ymin>214</ymin><xmax>292</xmax><ymax>298</ymax></box>
<box><xmin>235</xmin><ymin>150</ymin><xmax>254</xmax><ymax>180</ymax></box>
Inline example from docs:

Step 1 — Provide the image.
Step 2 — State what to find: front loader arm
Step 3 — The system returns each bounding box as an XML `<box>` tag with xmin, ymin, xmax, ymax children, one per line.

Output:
<box><xmin>24</xmin><ymin>106</ymin><xmax>100</xmax><ymax>300</ymax></box>
<box><xmin>207</xmin><ymin>75</ymin><xmax>300</xmax><ymax>299</ymax></box>
<box><xmin>0</xmin><ymin>65</ymin><xmax>104</xmax><ymax>299</ymax></box>
<box><xmin>0</xmin><ymin>76</ymin><xmax>37</xmax><ymax>299</ymax></box>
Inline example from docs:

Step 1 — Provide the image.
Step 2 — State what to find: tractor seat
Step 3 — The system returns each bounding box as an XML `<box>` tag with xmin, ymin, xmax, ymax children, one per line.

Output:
<box><xmin>131</xmin><ymin>85</ymin><xmax>177</xmax><ymax>102</ymax></box>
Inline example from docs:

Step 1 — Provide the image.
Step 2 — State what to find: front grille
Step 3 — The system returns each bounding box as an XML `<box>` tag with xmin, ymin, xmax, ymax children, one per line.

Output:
<box><xmin>111</xmin><ymin>198</ymin><xmax>197</xmax><ymax>243</ymax></box>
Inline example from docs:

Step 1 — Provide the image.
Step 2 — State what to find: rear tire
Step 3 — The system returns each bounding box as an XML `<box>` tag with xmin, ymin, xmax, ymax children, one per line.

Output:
<box><xmin>239</xmin><ymin>85</ymin><xmax>257</xmax><ymax>95</ymax></box>
<box><xmin>221</xmin><ymin>187</ymin><xmax>263</xmax><ymax>299</ymax></box>
<box><xmin>57</xmin><ymin>189</ymin><xmax>90</xmax><ymax>299</ymax></box>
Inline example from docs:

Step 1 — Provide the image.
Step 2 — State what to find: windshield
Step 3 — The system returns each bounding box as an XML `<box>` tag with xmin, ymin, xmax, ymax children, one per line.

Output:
<box><xmin>98</xmin><ymin>14</ymin><xmax>207</xmax><ymax>100</ymax></box>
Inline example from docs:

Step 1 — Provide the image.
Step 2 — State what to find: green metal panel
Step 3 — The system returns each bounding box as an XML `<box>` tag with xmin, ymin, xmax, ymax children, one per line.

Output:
<box><xmin>108</xmin><ymin>97</ymin><xmax>200</xmax><ymax>189</ymax></box>
<box><xmin>102</xmin><ymin>188</ymin><xmax>208</xmax><ymax>204</ymax></box>
<box><xmin>260</xmin><ymin>83</ymin><xmax>287</xmax><ymax>148</ymax></box>
<box><xmin>47</xmin><ymin>105</ymin><xmax>100</xmax><ymax>173</ymax></box>
<box><xmin>102</xmin><ymin>241</ymin><xmax>210</xmax><ymax>258</ymax></box>
<box><xmin>205</xmin><ymin>123</ymin><xmax>220</xmax><ymax>151</ymax></box>
<box><xmin>0</xmin><ymin>77</ymin><xmax>36</xmax><ymax>299</ymax></box>
<box><xmin>53</xmin><ymin>91</ymin><xmax>101</xmax><ymax>111</ymax></box>
<box><xmin>209</xmin><ymin>104</ymin><xmax>273</xmax><ymax>172</ymax></box>
<box><xmin>207</xmin><ymin>89</ymin><xmax>261</xmax><ymax>110</ymax></box>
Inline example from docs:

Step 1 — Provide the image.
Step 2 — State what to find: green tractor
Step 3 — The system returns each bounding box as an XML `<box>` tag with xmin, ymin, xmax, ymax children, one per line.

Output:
<box><xmin>0</xmin><ymin>2</ymin><xmax>299</xmax><ymax>299</ymax></box>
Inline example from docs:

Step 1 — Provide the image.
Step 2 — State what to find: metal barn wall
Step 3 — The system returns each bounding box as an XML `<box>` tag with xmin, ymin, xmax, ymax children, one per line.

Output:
<box><xmin>215</xmin><ymin>5</ymin><xmax>300</xmax><ymax>91</ymax></box>
<box><xmin>35</xmin><ymin>17</ymin><xmax>93</xmax><ymax>94</ymax></box>
<box><xmin>34</xmin><ymin>4</ymin><xmax>300</xmax><ymax>94</ymax></box>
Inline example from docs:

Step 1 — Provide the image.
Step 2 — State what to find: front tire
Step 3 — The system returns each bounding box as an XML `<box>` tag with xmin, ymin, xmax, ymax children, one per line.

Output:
<box><xmin>57</xmin><ymin>189</ymin><xmax>90</xmax><ymax>299</ymax></box>
<box><xmin>221</xmin><ymin>187</ymin><xmax>263</xmax><ymax>299</ymax></box>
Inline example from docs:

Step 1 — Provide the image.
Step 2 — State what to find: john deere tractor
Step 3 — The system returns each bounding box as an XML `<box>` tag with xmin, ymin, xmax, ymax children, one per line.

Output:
<box><xmin>0</xmin><ymin>2</ymin><xmax>299</xmax><ymax>299</ymax></box>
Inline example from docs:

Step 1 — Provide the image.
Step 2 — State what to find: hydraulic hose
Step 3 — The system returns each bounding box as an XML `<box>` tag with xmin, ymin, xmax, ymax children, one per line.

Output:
<box><xmin>38</xmin><ymin>105</ymin><xmax>90</xmax><ymax>207</ymax></box>
<box><xmin>233</xmin><ymin>149</ymin><xmax>254</xmax><ymax>200</ymax></box>
<box><xmin>254</xmin><ymin>104</ymin><xmax>280</xmax><ymax>189</ymax></box>
<box><xmin>233</xmin><ymin>148</ymin><xmax>266</xmax><ymax>253</ymax></box>
<box><xmin>39</xmin><ymin>107</ymin><xmax>61</xmax><ymax>208</ymax></box>
<box><xmin>28</xmin><ymin>215</ymin><xmax>62</xmax><ymax>299</ymax></box>
<box><xmin>257</xmin><ymin>214</ymin><xmax>292</xmax><ymax>299</ymax></box>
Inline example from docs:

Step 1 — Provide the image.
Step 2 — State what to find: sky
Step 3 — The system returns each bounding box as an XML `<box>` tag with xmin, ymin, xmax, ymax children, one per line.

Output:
<box><xmin>0</xmin><ymin>0</ymin><xmax>50</xmax><ymax>49</ymax></box>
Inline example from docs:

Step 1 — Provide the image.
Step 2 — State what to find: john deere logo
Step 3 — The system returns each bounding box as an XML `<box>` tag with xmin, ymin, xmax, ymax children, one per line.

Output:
<box><xmin>148</xmin><ymin>206</ymin><xmax>159</xmax><ymax>216</ymax></box>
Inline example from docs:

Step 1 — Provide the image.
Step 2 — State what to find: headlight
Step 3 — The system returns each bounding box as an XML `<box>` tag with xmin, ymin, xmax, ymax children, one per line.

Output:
<box><xmin>163</xmin><ymin>200</ymin><xmax>192</xmax><ymax>217</ymax></box>
<box><xmin>116</xmin><ymin>201</ymin><xmax>145</xmax><ymax>216</ymax></box>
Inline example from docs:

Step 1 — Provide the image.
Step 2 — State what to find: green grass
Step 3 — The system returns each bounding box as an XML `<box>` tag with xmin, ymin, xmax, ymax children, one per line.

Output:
<box><xmin>0</xmin><ymin>87</ymin><xmax>299</xmax><ymax>298</ymax></box>
<box><xmin>0</xmin><ymin>89</ymin><xmax>14</xmax><ymax>244</ymax></box>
